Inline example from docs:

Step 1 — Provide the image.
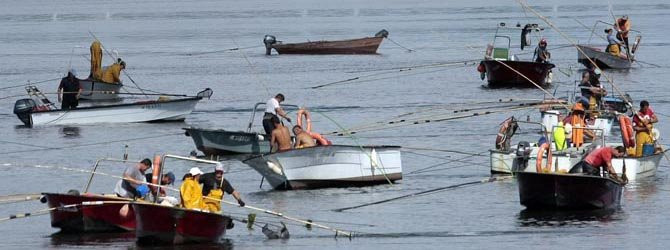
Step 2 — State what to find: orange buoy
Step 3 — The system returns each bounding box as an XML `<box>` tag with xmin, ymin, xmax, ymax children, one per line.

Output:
<box><xmin>536</xmin><ymin>143</ymin><xmax>553</xmax><ymax>173</ymax></box>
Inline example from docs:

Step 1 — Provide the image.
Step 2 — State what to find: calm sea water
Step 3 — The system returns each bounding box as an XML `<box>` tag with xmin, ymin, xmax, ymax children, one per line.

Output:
<box><xmin>1</xmin><ymin>0</ymin><xmax>670</xmax><ymax>249</ymax></box>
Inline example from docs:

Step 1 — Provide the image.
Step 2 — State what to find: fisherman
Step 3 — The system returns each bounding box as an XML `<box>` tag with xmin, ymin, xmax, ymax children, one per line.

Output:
<box><xmin>144</xmin><ymin>171</ymin><xmax>175</xmax><ymax>197</ymax></box>
<box><xmin>605</xmin><ymin>28</ymin><xmax>624</xmax><ymax>57</ymax></box>
<box><xmin>180</xmin><ymin>167</ymin><xmax>206</xmax><ymax>210</ymax></box>
<box><xmin>562</xmin><ymin>103</ymin><xmax>595</xmax><ymax>147</ymax></box>
<box><xmin>615</xmin><ymin>15</ymin><xmax>631</xmax><ymax>54</ymax></box>
<box><xmin>114</xmin><ymin>158</ymin><xmax>152</xmax><ymax>199</ymax></box>
<box><xmin>579</xmin><ymin>70</ymin><xmax>606</xmax><ymax>109</ymax></box>
<box><xmin>569</xmin><ymin>146</ymin><xmax>625</xmax><ymax>182</ymax></box>
<box><xmin>100</xmin><ymin>58</ymin><xmax>125</xmax><ymax>84</ymax></box>
<box><xmin>199</xmin><ymin>164</ymin><xmax>245</xmax><ymax>212</ymax></box>
<box><xmin>633</xmin><ymin>100</ymin><xmax>658</xmax><ymax>157</ymax></box>
<box><xmin>262</xmin><ymin>93</ymin><xmax>292</xmax><ymax>135</ymax></box>
<box><xmin>57</xmin><ymin>70</ymin><xmax>83</xmax><ymax>110</ymax></box>
<box><xmin>533</xmin><ymin>38</ymin><xmax>550</xmax><ymax>63</ymax></box>
<box><xmin>292</xmin><ymin>125</ymin><xmax>316</xmax><ymax>149</ymax></box>
<box><xmin>270</xmin><ymin>116</ymin><xmax>292</xmax><ymax>152</ymax></box>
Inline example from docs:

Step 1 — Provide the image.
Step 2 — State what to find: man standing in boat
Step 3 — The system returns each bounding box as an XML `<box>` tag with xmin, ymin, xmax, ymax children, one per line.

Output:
<box><xmin>615</xmin><ymin>15</ymin><xmax>631</xmax><ymax>55</ymax></box>
<box><xmin>533</xmin><ymin>38</ymin><xmax>550</xmax><ymax>63</ymax></box>
<box><xmin>114</xmin><ymin>158</ymin><xmax>152</xmax><ymax>199</ymax></box>
<box><xmin>270</xmin><ymin>116</ymin><xmax>292</xmax><ymax>152</ymax></box>
<box><xmin>263</xmin><ymin>93</ymin><xmax>291</xmax><ymax>135</ymax></box>
<box><xmin>569</xmin><ymin>146</ymin><xmax>625</xmax><ymax>181</ymax></box>
<box><xmin>633</xmin><ymin>100</ymin><xmax>658</xmax><ymax>157</ymax></box>
<box><xmin>199</xmin><ymin>164</ymin><xmax>245</xmax><ymax>212</ymax></box>
<box><xmin>57</xmin><ymin>71</ymin><xmax>83</xmax><ymax>110</ymax></box>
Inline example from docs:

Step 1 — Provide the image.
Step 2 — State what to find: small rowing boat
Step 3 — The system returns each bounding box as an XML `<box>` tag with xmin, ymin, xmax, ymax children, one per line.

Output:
<box><xmin>243</xmin><ymin>145</ymin><xmax>402</xmax><ymax>190</ymax></box>
<box><xmin>13</xmin><ymin>87</ymin><xmax>212</xmax><ymax>127</ymax></box>
<box><xmin>263</xmin><ymin>30</ymin><xmax>388</xmax><ymax>55</ymax></box>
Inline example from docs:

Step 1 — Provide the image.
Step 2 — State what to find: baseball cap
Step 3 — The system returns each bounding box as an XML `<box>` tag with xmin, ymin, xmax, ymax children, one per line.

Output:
<box><xmin>189</xmin><ymin>167</ymin><xmax>204</xmax><ymax>176</ymax></box>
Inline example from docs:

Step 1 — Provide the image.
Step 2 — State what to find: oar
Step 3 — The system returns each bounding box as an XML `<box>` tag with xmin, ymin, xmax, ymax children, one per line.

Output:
<box><xmin>0</xmin><ymin>193</ymin><xmax>42</xmax><ymax>204</ymax></box>
<box><xmin>621</xmin><ymin>156</ymin><xmax>628</xmax><ymax>185</ymax></box>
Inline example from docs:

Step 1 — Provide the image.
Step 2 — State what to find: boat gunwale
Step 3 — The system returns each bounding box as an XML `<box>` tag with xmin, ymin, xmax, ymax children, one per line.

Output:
<box><xmin>29</xmin><ymin>96</ymin><xmax>202</xmax><ymax>114</ymax></box>
<box><xmin>242</xmin><ymin>144</ymin><xmax>402</xmax><ymax>162</ymax></box>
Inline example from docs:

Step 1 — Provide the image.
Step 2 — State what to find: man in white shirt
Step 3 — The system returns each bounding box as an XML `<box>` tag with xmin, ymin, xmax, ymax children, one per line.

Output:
<box><xmin>262</xmin><ymin>93</ymin><xmax>291</xmax><ymax>135</ymax></box>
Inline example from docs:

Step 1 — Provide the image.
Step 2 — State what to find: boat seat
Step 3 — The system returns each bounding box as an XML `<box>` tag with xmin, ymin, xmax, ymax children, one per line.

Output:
<box><xmin>492</xmin><ymin>48</ymin><xmax>509</xmax><ymax>60</ymax></box>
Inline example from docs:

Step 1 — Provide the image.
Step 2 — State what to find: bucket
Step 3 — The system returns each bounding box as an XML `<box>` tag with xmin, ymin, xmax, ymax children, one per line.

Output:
<box><xmin>642</xmin><ymin>144</ymin><xmax>655</xmax><ymax>156</ymax></box>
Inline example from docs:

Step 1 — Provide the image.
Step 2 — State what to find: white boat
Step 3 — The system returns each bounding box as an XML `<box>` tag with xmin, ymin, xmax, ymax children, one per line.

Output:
<box><xmin>541</xmin><ymin>110</ymin><xmax>615</xmax><ymax>137</ymax></box>
<box><xmin>491</xmin><ymin>142</ymin><xmax>665</xmax><ymax>181</ymax></box>
<box><xmin>243</xmin><ymin>145</ymin><xmax>402</xmax><ymax>190</ymax></box>
<box><xmin>13</xmin><ymin>87</ymin><xmax>212</xmax><ymax>127</ymax></box>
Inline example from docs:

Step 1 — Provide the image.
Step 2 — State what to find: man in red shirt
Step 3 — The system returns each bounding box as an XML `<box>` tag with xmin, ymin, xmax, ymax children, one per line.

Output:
<box><xmin>569</xmin><ymin>146</ymin><xmax>625</xmax><ymax>179</ymax></box>
<box><xmin>633</xmin><ymin>100</ymin><xmax>658</xmax><ymax>157</ymax></box>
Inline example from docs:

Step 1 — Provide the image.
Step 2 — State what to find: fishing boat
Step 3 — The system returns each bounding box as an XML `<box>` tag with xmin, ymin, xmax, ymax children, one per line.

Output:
<box><xmin>133</xmin><ymin>202</ymin><xmax>233</xmax><ymax>245</ymax></box>
<box><xmin>79</xmin><ymin>79</ymin><xmax>122</xmax><ymax>100</ymax></box>
<box><xmin>516</xmin><ymin>171</ymin><xmax>623</xmax><ymax>210</ymax></box>
<box><xmin>263</xmin><ymin>29</ymin><xmax>388</xmax><ymax>55</ymax></box>
<box><xmin>184</xmin><ymin>102</ymin><xmax>297</xmax><ymax>156</ymax></box>
<box><xmin>477</xmin><ymin>23</ymin><xmax>555</xmax><ymax>88</ymax></box>
<box><xmin>577</xmin><ymin>45</ymin><xmax>633</xmax><ymax>69</ymax></box>
<box><xmin>41</xmin><ymin>192</ymin><xmax>135</xmax><ymax>232</ymax></box>
<box><xmin>13</xmin><ymin>87</ymin><xmax>212</xmax><ymax>126</ymax></box>
<box><xmin>243</xmin><ymin>145</ymin><xmax>402</xmax><ymax>190</ymax></box>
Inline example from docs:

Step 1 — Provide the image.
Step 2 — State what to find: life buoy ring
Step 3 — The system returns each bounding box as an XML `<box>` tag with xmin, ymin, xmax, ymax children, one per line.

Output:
<box><xmin>151</xmin><ymin>155</ymin><xmax>162</xmax><ymax>186</ymax></box>
<box><xmin>536</xmin><ymin>143</ymin><xmax>552</xmax><ymax>173</ymax></box>
<box><xmin>310</xmin><ymin>132</ymin><xmax>332</xmax><ymax>145</ymax></box>
<box><xmin>619</xmin><ymin>115</ymin><xmax>634</xmax><ymax>148</ymax></box>
<box><xmin>297</xmin><ymin>108</ymin><xmax>312</xmax><ymax>132</ymax></box>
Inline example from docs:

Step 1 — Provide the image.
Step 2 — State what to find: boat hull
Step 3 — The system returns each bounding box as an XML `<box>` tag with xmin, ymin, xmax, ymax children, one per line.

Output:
<box><xmin>24</xmin><ymin>97</ymin><xmax>201</xmax><ymax>126</ymax></box>
<box><xmin>133</xmin><ymin>203</ymin><xmax>230</xmax><ymax>245</ymax></box>
<box><xmin>481</xmin><ymin>60</ymin><xmax>554</xmax><ymax>88</ymax></box>
<box><xmin>272</xmin><ymin>37</ymin><xmax>384</xmax><ymax>54</ymax></box>
<box><xmin>42</xmin><ymin>193</ymin><xmax>134</xmax><ymax>232</ymax></box>
<box><xmin>184</xmin><ymin>127</ymin><xmax>270</xmax><ymax>155</ymax></box>
<box><xmin>243</xmin><ymin>145</ymin><xmax>403</xmax><ymax>190</ymax></box>
<box><xmin>517</xmin><ymin>172</ymin><xmax>623</xmax><ymax>210</ymax></box>
<box><xmin>577</xmin><ymin>45</ymin><xmax>632</xmax><ymax>69</ymax></box>
<box><xmin>79</xmin><ymin>79</ymin><xmax>122</xmax><ymax>101</ymax></box>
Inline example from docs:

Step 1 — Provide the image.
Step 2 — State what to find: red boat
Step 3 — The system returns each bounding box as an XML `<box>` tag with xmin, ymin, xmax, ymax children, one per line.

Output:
<box><xmin>42</xmin><ymin>192</ymin><xmax>135</xmax><ymax>232</ymax></box>
<box><xmin>133</xmin><ymin>203</ymin><xmax>233</xmax><ymax>245</ymax></box>
<box><xmin>263</xmin><ymin>30</ymin><xmax>388</xmax><ymax>55</ymax></box>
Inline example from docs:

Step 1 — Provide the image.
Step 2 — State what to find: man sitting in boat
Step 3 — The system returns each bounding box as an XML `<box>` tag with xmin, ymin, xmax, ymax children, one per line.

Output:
<box><xmin>144</xmin><ymin>171</ymin><xmax>175</xmax><ymax>197</ymax></box>
<box><xmin>114</xmin><ymin>158</ymin><xmax>152</xmax><ymax>199</ymax></box>
<box><xmin>293</xmin><ymin>125</ymin><xmax>317</xmax><ymax>149</ymax></box>
<box><xmin>100</xmin><ymin>58</ymin><xmax>126</xmax><ymax>84</ymax></box>
<box><xmin>578</xmin><ymin>70</ymin><xmax>606</xmax><ymax>110</ymax></box>
<box><xmin>633</xmin><ymin>100</ymin><xmax>658</xmax><ymax>157</ymax></box>
<box><xmin>270</xmin><ymin>116</ymin><xmax>292</xmax><ymax>152</ymax></box>
<box><xmin>263</xmin><ymin>94</ymin><xmax>292</xmax><ymax>135</ymax></box>
<box><xmin>605</xmin><ymin>28</ymin><xmax>625</xmax><ymax>58</ymax></box>
<box><xmin>569</xmin><ymin>146</ymin><xmax>625</xmax><ymax>182</ymax></box>
<box><xmin>57</xmin><ymin>70</ymin><xmax>83</xmax><ymax>110</ymax></box>
<box><xmin>199</xmin><ymin>164</ymin><xmax>245</xmax><ymax>212</ymax></box>
<box><xmin>533</xmin><ymin>38</ymin><xmax>550</xmax><ymax>63</ymax></box>
<box><xmin>180</xmin><ymin>167</ymin><xmax>206</xmax><ymax>210</ymax></box>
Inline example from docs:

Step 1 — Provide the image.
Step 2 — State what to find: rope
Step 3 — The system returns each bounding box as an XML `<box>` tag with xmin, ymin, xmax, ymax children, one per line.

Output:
<box><xmin>0</xmin><ymin>77</ymin><xmax>61</xmax><ymax>91</ymax></box>
<box><xmin>180</xmin><ymin>45</ymin><xmax>264</xmax><ymax>56</ymax></box>
<box><xmin>232</xmin><ymin>38</ymin><xmax>271</xmax><ymax>97</ymax></box>
<box><xmin>385</xmin><ymin>37</ymin><xmax>414</xmax><ymax>52</ymax></box>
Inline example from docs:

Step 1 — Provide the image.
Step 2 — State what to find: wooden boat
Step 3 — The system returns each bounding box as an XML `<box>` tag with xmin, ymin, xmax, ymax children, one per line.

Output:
<box><xmin>577</xmin><ymin>45</ymin><xmax>632</xmax><ymax>69</ymax></box>
<box><xmin>79</xmin><ymin>79</ymin><xmax>122</xmax><ymax>101</ymax></box>
<box><xmin>263</xmin><ymin>30</ymin><xmax>388</xmax><ymax>55</ymax></box>
<box><xmin>13</xmin><ymin>87</ymin><xmax>212</xmax><ymax>126</ymax></box>
<box><xmin>184</xmin><ymin>127</ymin><xmax>270</xmax><ymax>156</ymax></box>
<box><xmin>478</xmin><ymin>23</ymin><xmax>554</xmax><ymax>88</ymax></box>
<box><xmin>184</xmin><ymin>102</ymin><xmax>296</xmax><ymax>156</ymax></box>
<box><xmin>133</xmin><ymin>202</ymin><xmax>233</xmax><ymax>245</ymax></box>
<box><xmin>41</xmin><ymin>192</ymin><xmax>135</xmax><ymax>232</ymax></box>
<box><xmin>243</xmin><ymin>145</ymin><xmax>402</xmax><ymax>190</ymax></box>
<box><xmin>516</xmin><ymin>172</ymin><xmax>623</xmax><ymax>210</ymax></box>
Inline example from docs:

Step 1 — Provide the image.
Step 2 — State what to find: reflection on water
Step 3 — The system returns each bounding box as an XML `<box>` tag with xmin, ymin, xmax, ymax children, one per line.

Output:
<box><xmin>60</xmin><ymin>126</ymin><xmax>81</xmax><ymax>138</ymax></box>
<box><xmin>50</xmin><ymin>231</ymin><xmax>135</xmax><ymax>247</ymax></box>
<box><xmin>517</xmin><ymin>208</ymin><xmax>623</xmax><ymax>227</ymax></box>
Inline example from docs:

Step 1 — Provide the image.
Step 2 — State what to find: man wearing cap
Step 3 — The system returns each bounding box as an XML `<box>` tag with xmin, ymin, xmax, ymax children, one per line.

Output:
<box><xmin>144</xmin><ymin>171</ymin><xmax>175</xmax><ymax>197</ymax></box>
<box><xmin>180</xmin><ymin>167</ymin><xmax>206</xmax><ymax>210</ymax></box>
<box><xmin>200</xmin><ymin>164</ymin><xmax>245</xmax><ymax>212</ymax></box>
<box><xmin>633</xmin><ymin>100</ymin><xmax>658</xmax><ymax>157</ymax></box>
<box><xmin>114</xmin><ymin>158</ymin><xmax>152</xmax><ymax>199</ymax></box>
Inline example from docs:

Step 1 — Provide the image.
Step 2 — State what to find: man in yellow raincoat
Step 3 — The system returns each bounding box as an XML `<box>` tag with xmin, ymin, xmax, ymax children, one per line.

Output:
<box><xmin>200</xmin><ymin>164</ymin><xmax>245</xmax><ymax>212</ymax></box>
<box><xmin>100</xmin><ymin>59</ymin><xmax>125</xmax><ymax>84</ymax></box>
<box><xmin>633</xmin><ymin>100</ymin><xmax>658</xmax><ymax>157</ymax></box>
<box><xmin>180</xmin><ymin>167</ymin><xmax>206</xmax><ymax>210</ymax></box>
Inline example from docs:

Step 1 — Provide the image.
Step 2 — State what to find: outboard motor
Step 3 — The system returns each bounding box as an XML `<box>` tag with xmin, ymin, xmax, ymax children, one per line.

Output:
<box><xmin>13</xmin><ymin>98</ymin><xmax>36</xmax><ymax>126</ymax></box>
<box><xmin>511</xmin><ymin>141</ymin><xmax>531</xmax><ymax>172</ymax></box>
<box><xmin>375</xmin><ymin>29</ymin><xmax>389</xmax><ymax>38</ymax></box>
<box><xmin>263</xmin><ymin>35</ymin><xmax>277</xmax><ymax>55</ymax></box>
